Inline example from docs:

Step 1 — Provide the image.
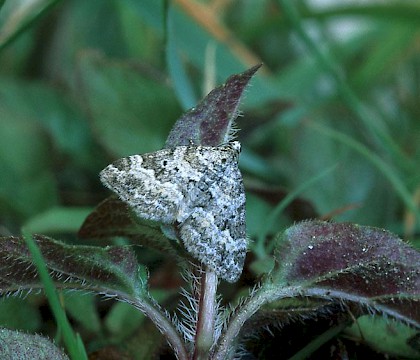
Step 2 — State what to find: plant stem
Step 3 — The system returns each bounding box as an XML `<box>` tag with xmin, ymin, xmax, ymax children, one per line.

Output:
<box><xmin>215</xmin><ymin>289</ymin><xmax>264</xmax><ymax>360</ymax></box>
<box><xmin>193</xmin><ymin>269</ymin><xmax>218</xmax><ymax>360</ymax></box>
<box><xmin>50</xmin><ymin>283</ymin><xmax>190</xmax><ymax>360</ymax></box>
<box><xmin>127</xmin><ymin>297</ymin><xmax>189</xmax><ymax>360</ymax></box>
<box><xmin>214</xmin><ymin>284</ymin><xmax>302</xmax><ymax>360</ymax></box>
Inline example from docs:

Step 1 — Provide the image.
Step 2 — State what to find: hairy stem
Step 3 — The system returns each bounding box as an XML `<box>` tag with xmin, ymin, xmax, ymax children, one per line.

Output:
<box><xmin>213</xmin><ymin>284</ymin><xmax>303</xmax><ymax>360</ymax></box>
<box><xmin>193</xmin><ymin>269</ymin><xmax>218</xmax><ymax>360</ymax></box>
<box><xmin>213</xmin><ymin>287</ymin><xmax>269</xmax><ymax>360</ymax></box>
<box><xmin>124</xmin><ymin>295</ymin><xmax>188</xmax><ymax>360</ymax></box>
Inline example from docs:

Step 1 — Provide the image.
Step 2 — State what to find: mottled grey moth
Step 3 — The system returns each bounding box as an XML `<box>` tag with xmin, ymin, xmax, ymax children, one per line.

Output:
<box><xmin>99</xmin><ymin>142</ymin><xmax>247</xmax><ymax>283</ymax></box>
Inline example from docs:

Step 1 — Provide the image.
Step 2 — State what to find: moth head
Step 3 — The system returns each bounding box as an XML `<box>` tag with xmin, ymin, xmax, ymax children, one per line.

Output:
<box><xmin>229</xmin><ymin>141</ymin><xmax>241</xmax><ymax>153</ymax></box>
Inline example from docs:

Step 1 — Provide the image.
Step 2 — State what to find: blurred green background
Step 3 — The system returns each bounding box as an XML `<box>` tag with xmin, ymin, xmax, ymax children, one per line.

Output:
<box><xmin>1</xmin><ymin>0</ymin><xmax>419</xmax><ymax>242</ymax></box>
<box><xmin>1</xmin><ymin>0</ymin><xmax>420</xmax><ymax>355</ymax></box>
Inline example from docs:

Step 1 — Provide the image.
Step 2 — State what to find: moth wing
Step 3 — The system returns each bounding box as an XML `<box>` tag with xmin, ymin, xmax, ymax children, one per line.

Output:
<box><xmin>181</xmin><ymin>143</ymin><xmax>242</xmax><ymax>208</ymax></box>
<box><xmin>99</xmin><ymin>146</ymin><xmax>220</xmax><ymax>224</ymax></box>
<box><xmin>99</xmin><ymin>141</ymin><xmax>247</xmax><ymax>276</ymax></box>
<box><xmin>178</xmin><ymin>150</ymin><xmax>247</xmax><ymax>282</ymax></box>
<box><xmin>99</xmin><ymin>149</ymin><xmax>186</xmax><ymax>223</ymax></box>
<box><xmin>179</xmin><ymin>207</ymin><xmax>247</xmax><ymax>283</ymax></box>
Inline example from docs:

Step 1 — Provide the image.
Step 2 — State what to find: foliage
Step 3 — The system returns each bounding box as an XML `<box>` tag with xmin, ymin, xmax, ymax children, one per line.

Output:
<box><xmin>0</xmin><ymin>0</ymin><xmax>420</xmax><ymax>359</ymax></box>
<box><xmin>0</xmin><ymin>328</ymin><xmax>69</xmax><ymax>359</ymax></box>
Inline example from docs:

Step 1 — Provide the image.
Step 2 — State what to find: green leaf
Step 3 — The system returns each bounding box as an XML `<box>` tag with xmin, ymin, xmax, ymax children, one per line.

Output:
<box><xmin>76</xmin><ymin>51</ymin><xmax>182</xmax><ymax>156</ymax></box>
<box><xmin>123</xmin><ymin>0</ymin><xmax>165</xmax><ymax>33</ymax></box>
<box><xmin>0</xmin><ymin>297</ymin><xmax>40</xmax><ymax>332</ymax></box>
<box><xmin>0</xmin><ymin>0</ymin><xmax>61</xmax><ymax>51</ymax></box>
<box><xmin>0</xmin><ymin>328</ymin><xmax>69</xmax><ymax>360</ymax></box>
<box><xmin>0</xmin><ymin>78</ymin><xmax>97</xmax><ymax>168</ymax></box>
<box><xmin>344</xmin><ymin>315</ymin><xmax>420</xmax><ymax>359</ymax></box>
<box><xmin>123</xmin><ymin>320</ymin><xmax>168</xmax><ymax>360</ymax></box>
<box><xmin>104</xmin><ymin>301</ymin><xmax>146</xmax><ymax>340</ymax></box>
<box><xmin>0</xmin><ymin>109</ymin><xmax>58</xmax><ymax>218</ymax></box>
<box><xmin>24</xmin><ymin>207</ymin><xmax>93</xmax><ymax>235</ymax></box>
<box><xmin>165</xmin><ymin>4</ymin><xmax>199</xmax><ymax>110</ymax></box>
<box><xmin>63</xmin><ymin>293</ymin><xmax>101</xmax><ymax>334</ymax></box>
<box><xmin>104</xmin><ymin>288</ymin><xmax>172</xmax><ymax>343</ymax></box>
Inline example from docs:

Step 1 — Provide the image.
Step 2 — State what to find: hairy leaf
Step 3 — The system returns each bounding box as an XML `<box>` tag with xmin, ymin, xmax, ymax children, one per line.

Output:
<box><xmin>0</xmin><ymin>234</ymin><xmax>147</xmax><ymax>298</ymax></box>
<box><xmin>273</xmin><ymin>221</ymin><xmax>420</xmax><ymax>325</ymax></box>
<box><xmin>165</xmin><ymin>64</ymin><xmax>262</xmax><ymax>147</ymax></box>
<box><xmin>344</xmin><ymin>315</ymin><xmax>420</xmax><ymax>358</ymax></box>
<box><xmin>0</xmin><ymin>328</ymin><xmax>69</xmax><ymax>359</ymax></box>
<box><xmin>78</xmin><ymin>197</ymin><xmax>180</xmax><ymax>257</ymax></box>
<box><xmin>0</xmin><ymin>234</ymin><xmax>188</xmax><ymax>358</ymax></box>
<box><xmin>215</xmin><ymin>221</ymin><xmax>419</xmax><ymax>359</ymax></box>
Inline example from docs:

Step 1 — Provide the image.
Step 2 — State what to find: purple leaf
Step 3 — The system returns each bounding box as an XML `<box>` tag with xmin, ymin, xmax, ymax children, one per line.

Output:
<box><xmin>273</xmin><ymin>221</ymin><xmax>420</xmax><ymax>325</ymax></box>
<box><xmin>0</xmin><ymin>236</ymin><xmax>187</xmax><ymax>358</ymax></box>
<box><xmin>0</xmin><ymin>235</ymin><xmax>147</xmax><ymax>297</ymax></box>
<box><xmin>78</xmin><ymin>197</ymin><xmax>179</xmax><ymax>256</ymax></box>
<box><xmin>214</xmin><ymin>221</ymin><xmax>419</xmax><ymax>359</ymax></box>
<box><xmin>165</xmin><ymin>64</ymin><xmax>262</xmax><ymax>147</ymax></box>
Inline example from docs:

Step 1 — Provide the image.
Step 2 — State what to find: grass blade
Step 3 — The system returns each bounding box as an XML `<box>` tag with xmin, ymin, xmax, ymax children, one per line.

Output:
<box><xmin>21</xmin><ymin>229</ymin><xmax>88</xmax><ymax>360</ymax></box>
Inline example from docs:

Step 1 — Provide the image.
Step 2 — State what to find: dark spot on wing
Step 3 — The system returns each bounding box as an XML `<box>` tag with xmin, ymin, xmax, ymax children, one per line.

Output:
<box><xmin>112</xmin><ymin>158</ymin><xmax>131</xmax><ymax>172</ymax></box>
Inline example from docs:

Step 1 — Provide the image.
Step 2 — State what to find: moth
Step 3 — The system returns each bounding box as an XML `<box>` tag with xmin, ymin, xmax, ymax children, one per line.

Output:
<box><xmin>100</xmin><ymin>142</ymin><xmax>247</xmax><ymax>282</ymax></box>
